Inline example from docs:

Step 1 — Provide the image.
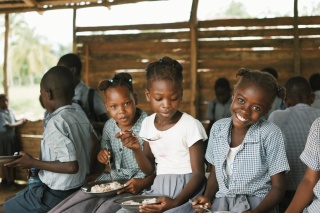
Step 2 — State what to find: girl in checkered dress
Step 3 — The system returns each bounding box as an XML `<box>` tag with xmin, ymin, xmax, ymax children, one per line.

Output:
<box><xmin>192</xmin><ymin>68</ymin><xmax>290</xmax><ymax>213</ymax></box>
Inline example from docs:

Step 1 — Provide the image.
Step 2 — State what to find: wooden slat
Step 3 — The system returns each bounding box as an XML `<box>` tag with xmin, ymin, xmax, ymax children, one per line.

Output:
<box><xmin>16</xmin><ymin>120</ymin><xmax>43</xmax><ymax>135</ymax></box>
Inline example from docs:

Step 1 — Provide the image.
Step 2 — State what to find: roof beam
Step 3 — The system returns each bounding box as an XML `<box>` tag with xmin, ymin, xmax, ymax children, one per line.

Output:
<box><xmin>23</xmin><ymin>0</ymin><xmax>41</xmax><ymax>7</ymax></box>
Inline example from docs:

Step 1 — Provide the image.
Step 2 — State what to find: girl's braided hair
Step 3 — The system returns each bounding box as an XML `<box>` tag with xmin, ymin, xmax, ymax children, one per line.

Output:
<box><xmin>235</xmin><ymin>68</ymin><xmax>285</xmax><ymax>104</ymax></box>
<box><xmin>145</xmin><ymin>56</ymin><xmax>183</xmax><ymax>89</ymax></box>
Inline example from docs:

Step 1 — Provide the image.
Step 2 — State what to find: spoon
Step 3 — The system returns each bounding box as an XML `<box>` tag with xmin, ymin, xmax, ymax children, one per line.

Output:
<box><xmin>106</xmin><ymin>149</ymin><xmax>113</xmax><ymax>182</ymax></box>
<box><xmin>132</xmin><ymin>132</ymin><xmax>162</xmax><ymax>141</ymax></box>
<box><xmin>189</xmin><ymin>199</ymin><xmax>212</xmax><ymax>213</ymax></box>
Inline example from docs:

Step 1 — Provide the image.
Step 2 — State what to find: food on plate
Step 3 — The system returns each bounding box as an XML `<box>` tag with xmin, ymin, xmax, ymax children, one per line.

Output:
<box><xmin>122</xmin><ymin>198</ymin><xmax>158</xmax><ymax>205</ymax></box>
<box><xmin>90</xmin><ymin>181</ymin><xmax>123</xmax><ymax>193</ymax></box>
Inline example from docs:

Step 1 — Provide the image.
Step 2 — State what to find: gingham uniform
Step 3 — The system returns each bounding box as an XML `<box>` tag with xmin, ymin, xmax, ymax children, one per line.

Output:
<box><xmin>206</xmin><ymin>117</ymin><xmax>290</xmax><ymax>198</ymax></box>
<box><xmin>268</xmin><ymin>103</ymin><xmax>320</xmax><ymax>190</ymax></box>
<box><xmin>300</xmin><ymin>117</ymin><xmax>320</xmax><ymax>213</ymax></box>
<box><xmin>96</xmin><ymin>108</ymin><xmax>147</xmax><ymax>181</ymax></box>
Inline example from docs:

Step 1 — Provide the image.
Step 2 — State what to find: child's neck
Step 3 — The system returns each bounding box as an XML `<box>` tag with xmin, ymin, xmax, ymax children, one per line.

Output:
<box><xmin>230</xmin><ymin>124</ymin><xmax>249</xmax><ymax>147</ymax></box>
<box><xmin>154</xmin><ymin>110</ymin><xmax>182</xmax><ymax>131</ymax></box>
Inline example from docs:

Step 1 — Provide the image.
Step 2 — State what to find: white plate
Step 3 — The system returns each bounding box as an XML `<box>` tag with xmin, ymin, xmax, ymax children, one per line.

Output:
<box><xmin>114</xmin><ymin>195</ymin><xmax>163</xmax><ymax>211</ymax></box>
<box><xmin>0</xmin><ymin>155</ymin><xmax>21</xmax><ymax>164</ymax></box>
<box><xmin>81</xmin><ymin>179</ymin><xmax>127</xmax><ymax>197</ymax></box>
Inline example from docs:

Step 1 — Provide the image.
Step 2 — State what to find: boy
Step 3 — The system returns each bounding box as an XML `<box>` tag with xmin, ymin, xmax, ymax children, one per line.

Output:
<box><xmin>268</xmin><ymin>76</ymin><xmax>320</xmax><ymax>212</ymax></box>
<box><xmin>0</xmin><ymin>66</ymin><xmax>94</xmax><ymax>213</ymax></box>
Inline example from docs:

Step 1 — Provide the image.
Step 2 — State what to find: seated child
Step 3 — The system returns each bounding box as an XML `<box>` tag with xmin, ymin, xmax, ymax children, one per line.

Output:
<box><xmin>268</xmin><ymin>76</ymin><xmax>320</xmax><ymax>212</ymax></box>
<box><xmin>285</xmin><ymin>117</ymin><xmax>320</xmax><ymax>213</ymax></box>
<box><xmin>0</xmin><ymin>66</ymin><xmax>94</xmax><ymax>213</ymax></box>
<box><xmin>117</xmin><ymin>56</ymin><xmax>207</xmax><ymax>213</ymax></box>
<box><xmin>192</xmin><ymin>68</ymin><xmax>290</xmax><ymax>213</ymax></box>
<box><xmin>48</xmin><ymin>73</ymin><xmax>155</xmax><ymax>213</ymax></box>
<box><xmin>0</xmin><ymin>94</ymin><xmax>27</xmax><ymax>187</ymax></box>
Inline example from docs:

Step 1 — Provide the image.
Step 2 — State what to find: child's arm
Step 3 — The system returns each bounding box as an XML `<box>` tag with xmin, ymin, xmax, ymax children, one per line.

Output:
<box><xmin>116</xmin><ymin>172</ymin><xmax>156</xmax><ymax>195</ymax></box>
<box><xmin>119</xmin><ymin>131</ymin><xmax>156</xmax><ymax>175</ymax></box>
<box><xmin>5</xmin><ymin>151</ymin><xmax>79</xmax><ymax>174</ymax></box>
<box><xmin>192</xmin><ymin>164</ymin><xmax>219</xmax><ymax>211</ymax></box>
<box><xmin>285</xmin><ymin>167</ymin><xmax>320</xmax><ymax>213</ymax></box>
<box><xmin>5</xmin><ymin>118</ymin><xmax>27</xmax><ymax>128</ymax></box>
<box><xmin>246</xmin><ymin>172</ymin><xmax>286</xmax><ymax>213</ymax></box>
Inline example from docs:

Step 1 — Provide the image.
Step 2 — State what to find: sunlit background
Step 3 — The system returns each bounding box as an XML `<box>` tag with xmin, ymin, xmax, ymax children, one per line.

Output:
<box><xmin>0</xmin><ymin>0</ymin><xmax>319</xmax><ymax>120</ymax></box>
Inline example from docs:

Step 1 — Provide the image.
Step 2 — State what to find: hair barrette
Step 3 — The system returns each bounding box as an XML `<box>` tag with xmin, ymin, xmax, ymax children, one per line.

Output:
<box><xmin>159</xmin><ymin>59</ymin><xmax>163</xmax><ymax>63</ymax></box>
<box><xmin>277</xmin><ymin>87</ymin><xmax>283</xmax><ymax>92</ymax></box>
<box><xmin>244</xmin><ymin>68</ymin><xmax>250</xmax><ymax>73</ymax></box>
<box><xmin>109</xmin><ymin>79</ymin><xmax>114</xmax><ymax>83</ymax></box>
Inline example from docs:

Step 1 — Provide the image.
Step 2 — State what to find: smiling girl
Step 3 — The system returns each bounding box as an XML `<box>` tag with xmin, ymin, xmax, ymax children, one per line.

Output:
<box><xmin>192</xmin><ymin>68</ymin><xmax>290</xmax><ymax>213</ymax></box>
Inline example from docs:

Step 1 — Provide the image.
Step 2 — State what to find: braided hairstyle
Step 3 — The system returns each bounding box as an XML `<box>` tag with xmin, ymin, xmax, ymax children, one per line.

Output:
<box><xmin>235</xmin><ymin>68</ymin><xmax>285</xmax><ymax>106</ymax></box>
<box><xmin>98</xmin><ymin>72</ymin><xmax>134</xmax><ymax>93</ymax></box>
<box><xmin>145</xmin><ymin>56</ymin><xmax>183</xmax><ymax>89</ymax></box>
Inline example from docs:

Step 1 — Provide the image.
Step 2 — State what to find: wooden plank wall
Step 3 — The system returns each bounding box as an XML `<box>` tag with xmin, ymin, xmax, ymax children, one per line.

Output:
<box><xmin>15</xmin><ymin>121</ymin><xmax>42</xmax><ymax>181</ymax></box>
<box><xmin>76</xmin><ymin>16</ymin><xmax>320</xmax><ymax>127</ymax></box>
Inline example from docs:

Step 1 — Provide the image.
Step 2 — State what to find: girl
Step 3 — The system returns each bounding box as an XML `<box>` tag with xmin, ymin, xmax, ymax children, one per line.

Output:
<box><xmin>117</xmin><ymin>56</ymin><xmax>207</xmax><ymax>213</ymax></box>
<box><xmin>192</xmin><ymin>68</ymin><xmax>290</xmax><ymax>213</ymax></box>
<box><xmin>49</xmin><ymin>73</ymin><xmax>155</xmax><ymax>213</ymax></box>
<box><xmin>0</xmin><ymin>94</ymin><xmax>27</xmax><ymax>187</ymax></box>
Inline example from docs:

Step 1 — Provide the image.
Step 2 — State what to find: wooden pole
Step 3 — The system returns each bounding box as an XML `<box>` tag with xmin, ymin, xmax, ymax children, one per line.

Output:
<box><xmin>3</xmin><ymin>14</ymin><xmax>9</xmax><ymax>96</ymax></box>
<box><xmin>85</xmin><ymin>44</ymin><xmax>89</xmax><ymax>85</ymax></box>
<box><xmin>72</xmin><ymin>7</ymin><xmax>77</xmax><ymax>53</ymax></box>
<box><xmin>189</xmin><ymin>0</ymin><xmax>199</xmax><ymax>118</ymax></box>
<box><xmin>293</xmin><ymin>0</ymin><xmax>300</xmax><ymax>75</ymax></box>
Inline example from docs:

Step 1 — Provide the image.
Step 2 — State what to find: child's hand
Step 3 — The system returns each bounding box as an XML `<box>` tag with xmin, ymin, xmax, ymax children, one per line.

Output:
<box><xmin>139</xmin><ymin>196</ymin><xmax>177</xmax><ymax>213</ymax></box>
<box><xmin>116</xmin><ymin>178</ymin><xmax>145</xmax><ymax>195</ymax></box>
<box><xmin>97</xmin><ymin>149</ymin><xmax>111</xmax><ymax>164</ymax></box>
<box><xmin>4</xmin><ymin>151</ymin><xmax>35</xmax><ymax>169</ymax></box>
<box><xmin>117</xmin><ymin>131</ymin><xmax>141</xmax><ymax>151</ymax></box>
<box><xmin>191</xmin><ymin>195</ymin><xmax>211</xmax><ymax>212</ymax></box>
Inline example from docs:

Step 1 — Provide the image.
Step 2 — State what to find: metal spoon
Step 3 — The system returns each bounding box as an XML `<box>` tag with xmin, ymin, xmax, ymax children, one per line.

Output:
<box><xmin>106</xmin><ymin>149</ymin><xmax>113</xmax><ymax>182</ymax></box>
<box><xmin>189</xmin><ymin>199</ymin><xmax>212</xmax><ymax>213</ymax></box>
<box><xmin>132</xmin><ymin>132</ymin><xmax>162</xmax><ymax>141</ymax></box>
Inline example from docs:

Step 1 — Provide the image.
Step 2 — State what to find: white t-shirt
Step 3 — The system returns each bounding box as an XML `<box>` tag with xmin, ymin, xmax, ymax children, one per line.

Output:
<box><xmin>140</xmin><ymin>112</ymin><xmax>207</xmax><ymax>175</ymax></box>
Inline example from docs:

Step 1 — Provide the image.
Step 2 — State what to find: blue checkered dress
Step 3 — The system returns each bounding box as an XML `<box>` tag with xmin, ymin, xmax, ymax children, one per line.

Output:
<box><xmin>96</xmin><ymin>108</ymin><xmax>147</xmax><ymax>181</ymax></box>
<box><xmin>300</xmin><ymin>117</ymin><xmax>320</xmax><ymax>213</ymax></box>
<box><xmin>206</xmin><ymin>117</ymin><xmax>290</xmax><ymax>198</ymax></box>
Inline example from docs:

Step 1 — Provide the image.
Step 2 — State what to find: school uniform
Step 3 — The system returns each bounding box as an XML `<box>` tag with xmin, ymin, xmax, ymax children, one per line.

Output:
<box><xmin>299</xmin><ymin>117</ymin><xmax>320</xmax><ymax>213</ymax></box>
<box><xmin>48</xmin><ymin>109</ymin><xmax>147</xmax><ymax>213</ymax></box>
<box><xmin>206</xmin><ymin>118</ymin><xmax>290</xmax><ymax>212</ymax></box>
<box><xmin>117</xmin><ymin>112</ymin><xmax>208</xmax><ymax>213</ymax></box>
<box><xmin>74</xmin><ymin>81</ymin><xmax>107</xmax><ymax>119</ymax></box>
<box><xmin>311</xmin><ymin>90</ymin><xmax>320</xmax><ymax>110</ymax></box>
<box><xmin>4</xmin><ymin>105</ymin><xmax>94</xmax><ymax>213</ymax></box>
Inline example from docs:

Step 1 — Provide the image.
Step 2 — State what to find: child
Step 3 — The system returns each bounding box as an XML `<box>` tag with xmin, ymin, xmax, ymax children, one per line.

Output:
<box><xmin>268</xmin><ymin>76</ymin><xmax>320</xmax><ymax>212</ymax></box>
<box><xmin>48</xmin><ymin>73</ymin><xmax>155</xmax><ymax>213</ymax></box>
<box><xmin>205</xmin><ymin>77</ymin><xmax>232</xmax><ymax>171</ymax></box>
<box><xmin>261</xmin><ymin>67</ymin><xmax>286</xmax><ymax>119</ymax></box>
<box><xmin>309</xmin><ymin>72</ymin><xmax>320</xmax><ymax>110</ymax></box>
<box><xmin>192</xmin><ymin>68</ymin><xmax>290</xmax><ymax>213</ymax></box>
<box><xmin>285</xmin><ymin>118</ymin><xmax>320</xmax><ymax>213</ymax></box>
<box><xmin>0</xmin><ymin>94</ymin><xmax>27</xmax><ymax>188</ymax></box>
<box><xmin>0</xmin><ymin>66</ymin><xmax>94</xmax><ymax>213</ymax></box>
<box><xmin>117</xmin><ymin>56</ymin><xmax>207</xmax><ymax>213</ymax></box>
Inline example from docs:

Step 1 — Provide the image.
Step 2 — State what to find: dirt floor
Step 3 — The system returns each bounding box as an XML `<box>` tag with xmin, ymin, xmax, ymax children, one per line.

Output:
<box><xmin>0</xmin><ymin>180</ymin><xmax>27</xmax><ymax>205</ymax></box>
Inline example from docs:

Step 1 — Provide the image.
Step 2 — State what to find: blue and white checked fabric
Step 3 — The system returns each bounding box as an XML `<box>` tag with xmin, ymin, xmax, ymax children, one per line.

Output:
<box><xmin>206</xmin><ymin>117</ymin><xmax>290</xmax><ymax>198</ymax></box>
<box><xmin>96</xmin><ymin>108</ymin><xmax>147</xmax><ymax>181</ymax></box>
<box><xmin>268</xmin><ymin>103</ymin><xmax>320</xmax><ymax>190</ymax></box>
<box><xmin>300</xmin><ymin>117</ymin><xmax>320</xmax><ymax>213</ymax></box>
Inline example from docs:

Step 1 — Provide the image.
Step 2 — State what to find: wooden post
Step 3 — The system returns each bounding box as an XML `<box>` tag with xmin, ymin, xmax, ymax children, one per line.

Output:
<box><xmin>189</xmin><ymin>0</ymin><xmax>199</xmax><ymax>118</ymax></box>
<box><xmin>3</xmin><ymin>14</ymin><xmax>9</xmax><ymax>97</ymax></box>
<box><xmin>293</xmin><ymin>0</ymin><xmax>300</xmax><ymax>75</ymax></box>
<box><xmin>85</xmin><ymin>44</ymin><xmax>89</xmax><ymax>85</ymax></box>
<box><xmin>72</xmin><ymin>7</ymin><xmax>77</xmax><ymax>53</ymax></box>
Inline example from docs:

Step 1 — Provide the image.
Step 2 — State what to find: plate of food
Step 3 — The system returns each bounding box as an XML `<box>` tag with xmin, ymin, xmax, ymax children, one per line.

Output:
<box><xmin>114</xmin><ymin>195</ymin><xmax>164</xmax><ymax>211</ymax></box>
<box><xmin>0</xmin><ymin>155</ymin><xmax>21</xmax><ymax>164</ymax></box>
<box><xmin>81</xmin><ymin>179</ymin><xmax>127</xmax><ymax>197</ymax></box>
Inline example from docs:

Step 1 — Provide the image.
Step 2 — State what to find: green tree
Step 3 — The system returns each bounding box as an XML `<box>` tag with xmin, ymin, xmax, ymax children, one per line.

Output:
<box><xmin>225</xmin><ymin>1</ymin><xmax>251</xmax><ymax>18</ymax></box>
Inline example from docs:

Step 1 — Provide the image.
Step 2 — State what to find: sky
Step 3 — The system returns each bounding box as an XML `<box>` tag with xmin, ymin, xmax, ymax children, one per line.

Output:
<box><xmin>1</xmin><ymin>0</ymin><xmax>319</xmax><ymax>59</ymax></box>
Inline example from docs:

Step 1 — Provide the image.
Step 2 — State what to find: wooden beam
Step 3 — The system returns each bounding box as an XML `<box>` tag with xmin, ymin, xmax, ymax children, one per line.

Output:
<box><xmin>293</xmin><ymin>0</ymin><xmax>301</xmax><ymax>75</ymax></box>
<box><xmin>3</xmin><ymin>14</ymin><xmax>9</xmax><ymax>97</ymax></box>
<box><xmin>72</xmin><ymin>7</ymin><xmax>77</xmax><ymax>53</ymax></box>
<box><xmin>189</xmin><ymin>0</ymin><xmax>199</xmax><ymax>118</ymax></box>
<box><xmin>23</xmin><ymin>0</ymin><xmax>41</xmax><ymax>7</ymax></box>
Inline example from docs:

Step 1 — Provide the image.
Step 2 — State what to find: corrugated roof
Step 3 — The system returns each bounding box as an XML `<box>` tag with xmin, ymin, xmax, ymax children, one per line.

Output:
<box><xmin>0</xmin><ymin>0</ymin><xmax>166</xmax><ymax>14</ymax></box>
